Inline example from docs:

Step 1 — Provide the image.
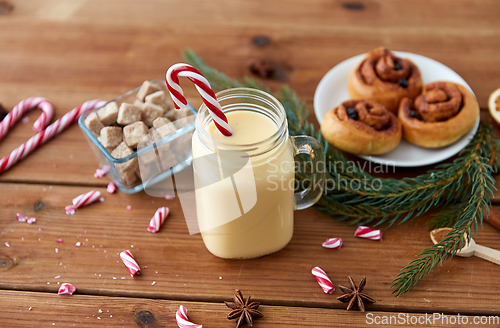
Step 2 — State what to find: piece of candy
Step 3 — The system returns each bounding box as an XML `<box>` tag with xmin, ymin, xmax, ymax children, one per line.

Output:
<box><xmin>27</xmin><ymin>217</ymin><xmax>36</xmax><ymax>224</ymax></box>
<box><xmin>107</xmin><ymin>182</ymin><xmax>117</xmax><ymax>194</ymax></box>
<box><xmin>147</xmin><ymin>207</ymin><xmax>169</xmax><ymax>233</ymax></box>
<box><xmin>176</xmin><ymin>305</ymin><xmax>203</xmax><ymax>328</ymax></box>
<box><xmin>16</xmin><ymin>213</ymin><xmax>26</xmax><ymax>222</ymax></box>
<box><xmin>311</xmin><ymin>266</ymin><xmax>335</xmax><ymax>294</ymax></box>
<box><xmin>72</xmin><ymin>190</ymin><xmax>101</xmax><ymax>209</ymax></box>
<box><xmin>58</xmin><ymin>283</ymin><xmax>76</xmax><ymax>295</ymax></box>
<box><xmin>120</xmin><ymin>250</ymin><xmax>140</xmax><ymax>276</ymax></box>
<box><xmin>322</xmin><ymin>238</ymin><xmax>343</xmax><ymax>249</ymax></box>
<box><xmin>65</xmin><ymin>205</ymin><xmax>75</xmax><ymax>215</ymax></box>
<box><xmin>94</xmin><ymin>165</ymin><xmax>110</xmax><ymax>178</ymax></box>
<box><xmin>354</xmin><ymin>226</ymin><xmax>382</xmax><ymax>241</ymax></box>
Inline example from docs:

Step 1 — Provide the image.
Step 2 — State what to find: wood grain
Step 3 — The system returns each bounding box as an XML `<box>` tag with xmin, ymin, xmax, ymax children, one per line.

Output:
<box><xmin>1</xmin><ymin>183</ymin><xmax>499</xmax><ymax>315</ymax></box>
<box><xmin>0</xmin><ymin>1</ymin><xmax>498</xmax><ymax>186</ymax></box>
<box><xmin>5</xmin><ymin>290</ymin><xmax>492</xmax><ymax>328</ymax></box>
<box><xmin>1</xmin><ymin>0</ymin><xmax>500</xmax><ymax>325</ymax></box>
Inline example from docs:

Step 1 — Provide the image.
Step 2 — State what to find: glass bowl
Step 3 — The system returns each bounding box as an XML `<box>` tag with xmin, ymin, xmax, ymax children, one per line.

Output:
<box><xmin>78</xmin><ymin>79</ymin><xmax>196</xmax><ymax>194</ymax></box>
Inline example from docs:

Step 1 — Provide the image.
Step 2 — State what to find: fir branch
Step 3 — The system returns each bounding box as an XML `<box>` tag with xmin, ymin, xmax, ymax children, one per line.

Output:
<box><xmin>183</xmin><ymin>50</ymin><xmax>499</xmax><ymax>295</ymax></box>
<box><xmin>427</xmin><ymin>203</ymin><xmax>466</xmax><ymax>229</ymax></box>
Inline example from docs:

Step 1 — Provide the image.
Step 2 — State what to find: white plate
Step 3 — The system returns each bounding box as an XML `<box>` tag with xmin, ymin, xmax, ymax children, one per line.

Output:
<box><xmin>313</xmin><ymin>51</ymin><xmax>480</xmax><ymax>167</ymax></box>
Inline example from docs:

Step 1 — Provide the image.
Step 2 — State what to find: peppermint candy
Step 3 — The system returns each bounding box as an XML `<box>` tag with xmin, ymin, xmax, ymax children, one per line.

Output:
<box><xmin>147</xmin><ymin>207</ymin><xmax>169</xmax><ymax>233</ymax></box>
<box><xmin>58</xmin><ymin>283</ymin><xmax>76</xmax><ymax>295</ymax></box>
<box><xmin>176</xmin><ymin>305</ymin><xmax>203</xmax><ymax>328</ymax></box>
<box><xmin>322</xmin><ymin>238</ymin><xmax>343</xmax><ymax>249</ymax></box>
<box><xmin>65</xmin><ymin>190</ymin><xmax>101</xmax><ymax>214</ymax></box>
<box><xmin>311</xmin><ymin>266</ymin><xmax>335</xmax><ymax>294</ymax></box>
<box><xmin>107</xmin><ymin>182</ymin><xmax>117</xmax><ymax>194</ymax></box>
<box><xmin>355</xmin><ymin>226</ymin><xmax>382</xmax><ymax>241</ymax></box>
<box><xmin>120</xmin><ymin>250</ymin><xmax>140</xmax><ymax>276</ymax></box>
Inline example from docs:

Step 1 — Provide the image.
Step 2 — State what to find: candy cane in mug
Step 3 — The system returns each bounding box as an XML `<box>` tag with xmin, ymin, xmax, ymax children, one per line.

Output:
<box><xmin>0</xmin><ymin>97</ymin><xmax>54</xmax><ymax>140</ymax></box>
<box><xmin>0</xmin><ymin>99</ymin><xmax>106</xmax><ymax>175</ymax></box>
<box><xmin>166</xmin><ymin>63</ymin><xmax>232</xmax><ymax>136</ymax></box>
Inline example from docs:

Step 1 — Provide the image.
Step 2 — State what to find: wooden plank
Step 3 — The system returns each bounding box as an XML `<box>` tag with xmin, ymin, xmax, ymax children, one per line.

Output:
<box><xmin>4</xmin><ymin>290</ymin><xmax>493</xmax><ymax>328</ymax></box>
<box><xmin>1</xmin><ymin>183</ymin><xmax>499</xmax><ymax>315</ymax></box>
<box><xmin>0</xmin><ymin>0</ymin><xmax>499</xmax><ymax>185</ymax></box>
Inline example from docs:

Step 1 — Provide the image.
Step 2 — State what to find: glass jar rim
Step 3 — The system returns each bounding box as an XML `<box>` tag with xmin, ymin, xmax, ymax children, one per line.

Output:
<box><xmin>195</xmin><ymin>87</ymin><xmax>288</xmax><ymax>150</ymax></box>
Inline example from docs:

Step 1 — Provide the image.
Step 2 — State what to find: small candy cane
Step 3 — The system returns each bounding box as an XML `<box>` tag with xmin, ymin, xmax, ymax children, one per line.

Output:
<box><xmin>311</xmin><ymin>266</ymin><xmax>335</xmax><ymax>294</ymax></box>
<box><xmin>120</xmin><ymin>250</ymin><xmax>140</xmax><ymax>276</ymax></box>
<box><xmin>58</xmin><ymin>283</ymin><xmax>76</xmax><ymax>295</ymax></box>
<box><xmin>0</xmin><ymin>97</ymin><xmax>54</xmax><ymax>140</ymax></box>
<box><xmin>176</xmin><ymin>305</ymin><xmax>203</xmax><ymax>328</ymax></box>
<box><xmin>355</xmin><ymin>226</ymin><xmax>382</xmax><ymax>241</ymax></box>
<box><xmin>0</xmin><ymin>99</ymin><xmax>106</xmax><ymax>175</ymax></box>
<box><xmin>147</xmin><ymin>207</ymin><xmax>169</xmax><ymax>233</ymax></box>
<box><xmin>65</xmin><ymin>190</ymin><xmax>101</xmax><ymax>214</ymax></box>
<box><xmin>166</xmin><ymin>63</ymin><xmax>232</xmax><ymax>136</ymax></box>
<box><xmin>322</xmin><ymin>238</ymin><xmax>343</xmax><ymax>249</ymax></box>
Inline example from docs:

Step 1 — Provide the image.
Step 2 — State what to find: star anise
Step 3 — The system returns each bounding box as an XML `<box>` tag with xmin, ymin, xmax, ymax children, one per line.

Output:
<box><xmin>225</xmin><ymin>290</ymin><xmax>263</xmax><ymax>328</ymax></box>
<box><xmin>337</xmin><ymin>276</ymin><xmax>375</xmax><ymax>312</ymax></box>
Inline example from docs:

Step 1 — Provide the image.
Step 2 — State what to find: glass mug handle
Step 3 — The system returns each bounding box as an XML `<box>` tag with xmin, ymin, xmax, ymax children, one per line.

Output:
<box><xmin>290</xmin><ymin>135</ymin><xmax>325</xmax><ymax>210</ymax></box>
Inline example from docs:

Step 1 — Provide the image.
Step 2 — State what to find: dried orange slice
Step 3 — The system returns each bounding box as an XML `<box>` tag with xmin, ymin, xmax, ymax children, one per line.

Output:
<box><xmin>488</xmin><ymin>88</ymin><xmax>500</xmax><ymax>124</ymax></box>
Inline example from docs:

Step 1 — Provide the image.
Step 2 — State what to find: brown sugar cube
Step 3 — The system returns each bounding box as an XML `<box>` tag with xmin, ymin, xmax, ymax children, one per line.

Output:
<box><xmin>152</xmin><ymin>117</ymin><xmax>177</xmax><ymax>139</ymax></box>
<box><xmin>117</xmin><ymin>103</ymin><xmax>142</xmax><ymax>125</ymax></box>
<box><xmin>97</xmin><ymin>101</ymin><xmax>119</xmax><ymax>126</ymax></box>
<box><xmin>175</xmin><ymin>107</ymin><xmax>193</xmax><ymax>120</ymax></box>
<box><xmin>164</xmin><ymin>109</ymin><xmax>176</xmax><ymax>121</ymax></box>
<box><xmin>84</xmin><ymin>112</ymin><xmax>104</xmax><ymax>137</ymax></box>
<box><xmin>145</xmin><ymin>90</ymin><xmax>169</xmax><ymax>111</ymax></box>
<box><xmin>98</xmin><ymin>126</ymin><xmax>123</xmax><ymax>152</ymax></box>
<box><xmin>123</xmin><ymin>121</ymin><xmax>148</xmax><ymax>149</ymax></box>
<box><xmin>173</xmin><ymin>108</ymin><xmax>195</xmax><ymax>129</ymax></box>
<box><xmin>133</xmin><ymin>99</ymin><xmax>146</xmax><ymax>110</ymax></box>
<box><xmin>120</xmin><ymin>169</ymin><xmax>139</xmax><ymax>186</ymax></box>
<box><xmin>111</xmin><ymin>141</ymin><xmax>138</xmax><ymax>173</ymax></box>
<box><xmin>137</xmin><ymin>80</ymin><xmax>160</xmax><ymax>102</ymax></box>
<box><xmin>141</xmin><ymin>103</ymin><xmax>164</xmax><ymax>127</ymax></box>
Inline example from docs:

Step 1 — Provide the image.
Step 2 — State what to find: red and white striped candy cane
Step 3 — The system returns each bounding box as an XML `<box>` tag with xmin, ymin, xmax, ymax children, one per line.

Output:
<box><xmin>147</xmin><ymin>207</ymin><xmax>169</xmax><ymax>233</ymax></box>
<box><xmin>354</xmin><ymin>226</ymin><xmax>382</xmax><ymax>241</ymax></box>
<box><xmin>166</xmin><ymin>63</ymin><xmax>232</xmax><ymax>136</ymax></box>
<box><xmin>0</xmin><ymin>99</ymin><xmax>106</xmax><ymax>175</ymax></box>
<box><xmin>176</xmin><ymin>305</ymin><xmax>203</xmax><ymax>328</ymax></box>
<box><xmin>72</xmin><ymin>190</ymin><xmax>101</xmax><ymax>208</ymax></box>
<box><xmin>120</xmin><ymin>250</ymin><xmax>141</xmax><ymax>276</ymax></box>
<box><xmin>0</xmin><ymin>97</ymin><xmax>54</xmax><ymax>140</ymax></box>
<box><xmin>322</xmin><ymin>237</ymin><xmax>343</xmax><ymax>249</ymax></box>
<box><xmin>311</xmin><ymin>266</ymin><xmax>335</xmax><ymax>294</ymax></box>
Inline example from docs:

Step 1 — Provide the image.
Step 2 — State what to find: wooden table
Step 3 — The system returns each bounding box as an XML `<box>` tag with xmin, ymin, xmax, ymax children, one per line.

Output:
<box><xmin>1</xmin><ymin>1</ymin><xmax>500</xmax><ymax>326</ymax></box>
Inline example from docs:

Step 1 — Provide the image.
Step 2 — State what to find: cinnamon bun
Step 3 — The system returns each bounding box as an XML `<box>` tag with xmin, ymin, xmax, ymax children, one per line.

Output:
<box><xmin>320</xmin><ymin>99</ymin><xmax>402</xmax><ymax>155</ymax></box>
<box><xmin>347</xmin><ymin>47</ymin><xmax>423</xmax><ymax>113</ymax></box>
<box><xmin>398</xmin><ymin>81</ymin><xmax>479</xmax><ymax>148</ymax></box>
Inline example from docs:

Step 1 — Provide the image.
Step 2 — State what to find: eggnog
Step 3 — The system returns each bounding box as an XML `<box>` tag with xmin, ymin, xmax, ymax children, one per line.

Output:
<box><xmin>192</xmin><ymin>110</ymin><xmax>295</xmax><ymax>259</ymax></box>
